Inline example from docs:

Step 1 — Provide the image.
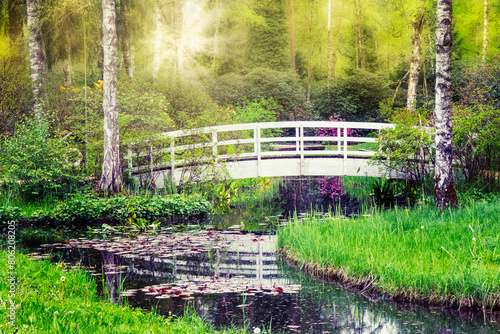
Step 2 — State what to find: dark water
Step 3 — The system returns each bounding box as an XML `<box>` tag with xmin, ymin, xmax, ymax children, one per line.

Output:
<box><xmin>210</xmin><ymin>177</ymin><xmax>363</xmax><ymax>231</ymax></box>
<box><xmin>41</xmin><ymin>230</ymin><xmax>500</xmax><ymax>334</ymax></box>
<box><xmin>34</xmin><ymin>177</ymin><xmax>500</xmax><ymax>333</ymax></box>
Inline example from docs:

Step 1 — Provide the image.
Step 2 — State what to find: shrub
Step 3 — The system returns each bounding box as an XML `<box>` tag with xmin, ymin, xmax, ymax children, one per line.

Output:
<box><xmin>311</xmin><ymin>70</ymin><xmax>391</xmax><ymax>122</ymax></box>
<box><xmin>233</xmin><ymin>98</ymin><xmax>280</xmax><ymax>124</ymax></box>
<box><xmin>23</xmin><ymin>194</ymin><xmax>212</xmax><ymax>224</ymax></box>
<box><xmin>453</xmin><ymin>88</ymin><xmax>500</xmax><ymax>182</ymax></box>
<box><xmin>371</xmin><ymin>107</ymin><xmax>435</xmax><ymax>185</ymax></box>
<box><xmin>207</xmin><ymin>68</ymin><xmax>306</xmax><ymax>120</ymax></box>
<box><xmin>318</xmin><ymin>177</ymin><xmax>345</xmax><ymax>203</ymax></box>
<box><xmin>0</xmin><ymin>206</ymin><xmax>22</xmax><ymax>223</ymax></box>
<box><xmin>0</xmin><ymin>117</ymin><xmax>79</xmax><ymax>199</ymax></box>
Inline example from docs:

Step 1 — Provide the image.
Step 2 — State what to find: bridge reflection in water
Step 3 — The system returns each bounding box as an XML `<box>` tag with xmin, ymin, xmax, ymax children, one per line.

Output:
<box><xmin>47</xmin><ymin>230</ymin><xmax>495</xmax><ymax>333</ymax></box>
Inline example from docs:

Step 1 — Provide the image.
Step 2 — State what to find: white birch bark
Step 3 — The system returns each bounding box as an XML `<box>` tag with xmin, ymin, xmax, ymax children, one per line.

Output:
<box><xmin>406</xmin><ymin>14</ymin><xmax>425</xmax><ymax>111</ymax></box>
<box><xmin>98</xmin><ymin>0</ymin><xmax>122</xmax><ymax>193</ymax></box>
<box><xmin>482</xmin><ymin>0</ymin><xmax>488</xmax><ymax>62</ymax></box>
<box><xmin>153</xmin><ymin>0</ymin><xmax>162</xmax><ymax>79</ymax></box>
<box><xmin>434</xmin><ymin>0</ymin><xmax>458</xmax><ymax>209</ymax></box>
<box><xmin>63</xmin><ymin>38</ymin><xmax>72</xmax><ymax>86</ymax></box>
<box><xmin>27</xmin><ymin>0</ymin><xmax>47</xmax><ymax>122</ymax></box>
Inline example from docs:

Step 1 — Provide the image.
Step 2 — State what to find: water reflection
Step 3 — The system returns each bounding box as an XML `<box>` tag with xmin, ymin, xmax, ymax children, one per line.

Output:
<box><xmin>45</xmin><ymin>231</ymin><xmax>500</xmax><ymax>334</ymax></box>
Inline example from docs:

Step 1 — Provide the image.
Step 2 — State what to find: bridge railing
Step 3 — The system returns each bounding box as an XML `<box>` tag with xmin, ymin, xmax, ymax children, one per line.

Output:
<box><xmin>125</xmin><ymin>121</ymin><xmax>395</xmax><ymax>176</ymax></box>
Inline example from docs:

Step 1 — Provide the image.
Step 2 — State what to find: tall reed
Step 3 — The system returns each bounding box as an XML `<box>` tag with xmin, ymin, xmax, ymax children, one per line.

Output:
<box><xmin>278</xmin><ymin>200</ymin><xmax>500</xmax><ymax>309</ymax></box>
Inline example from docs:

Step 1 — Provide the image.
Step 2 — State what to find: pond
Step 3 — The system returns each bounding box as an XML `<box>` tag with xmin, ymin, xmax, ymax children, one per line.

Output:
<box><xmin>38</xmin><ymin>229</ymin><xmax>499</xmax><ymax>334</ymax></box>
<box><xmin>36</xmin><ymin>177</ymin><xmax>500</xmax><ymax>333</ymax></box>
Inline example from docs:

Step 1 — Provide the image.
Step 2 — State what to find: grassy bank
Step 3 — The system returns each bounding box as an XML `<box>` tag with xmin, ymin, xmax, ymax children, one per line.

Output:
<box><xmin>278</xmin><ymin>201</ymin><xmax>500</xmax><ymax>310</ymax></box>
<box><xmin>0</xmin><ymin>250</ymin><xmax>245</xmax><ymax>333</ymax></box>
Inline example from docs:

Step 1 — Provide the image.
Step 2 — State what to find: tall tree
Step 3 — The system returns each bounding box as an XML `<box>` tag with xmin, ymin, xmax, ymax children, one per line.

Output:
<box><xmin>246</xmin><ymin>0</ymin><xmax>289</xmax><ymax>70</ymax></box>
<box><xmin>327</xmin><ymin>0</ymin><xmax>331</xmax><ymax>84</ymax></box>
<box><xmin>406</xmin><ymin>10</ymin><xmax>426</xmax><ymax>111</ymax></box>
<box><xmin>434</xmin><ymin>0</ymin><xmax>457</xmax><ymax>209</ymax></box>
<box><xmin>306</xmin><ymin>0</ymin><xmax>314</xmax><ymax>102</ymax></box>
<box><xmin>152</xmin><ymin>0</ymin><xmax>162</xmax><ymax>79</ymax></box>
<box><xmin>482</xmin><ymin>0</ymin><xmax>488</xmax><ymax>62</ymax></box>
<box><xmin>288</xmin><ymin>0</ymin><xmax>295</xmax><ymax>71</ymax></box>
<box><xmin>120</xmin><ymin>0</ymin><xmax>134</xmax><ymax>78</ymax></box>
<box><xmin>212</xmin><ymin>0</ymin><xmax>222</xmax><ymax>73</ymax></box>
<box><xmin>27</xmin><ymin>0</ymin><xmax>47</xmax><ymax>122</ymax></box>
<box><xmin>98</xmin><ymin>0</ymin><xmax>122</xmax><ymax>193</ymax></box>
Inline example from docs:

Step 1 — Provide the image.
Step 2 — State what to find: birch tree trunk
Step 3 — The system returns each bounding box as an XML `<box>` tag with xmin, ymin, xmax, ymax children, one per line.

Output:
<box><xmin>153</xmin><ymin>0</ymin><xmax>162</xmax><ymax>79</ymax></box>
<box><xmin>306</xmin><ymin>0</ymin><xmax>314</xmax><ymax>102</ymax></box>
<box><xmin>482</xmin><ymin>0</ymin><xmax>488</xmax><ymax>62</ymax></box>
<box><xmin>63</xmin><ymin>29</ymin><xmax>72</xmax><ymax>86</ymax></box>
<box><xmin>27</xmin><ymin>0</ymin><xmax>47</xmax><ymax>123</ymax></box>
<box><xmin>121</xmin><ymin>0</ymin><xmax>134</xmax><ymax>78</ymax></box>
<box><xmin>434</xmin><ymin>0</ymin><xmax>458</xmax><ymax>209</ymax></box>
<box><xmin>289</xmin><ymin>0</ymin><xmax>295</xmax><ymax>71</ymax></box>
<box><xmin>98</xmin><ymin>0</ymin><xmax>122</xmax><ymax>193</ymax></box>
<box><xmin>213</xmin><ymin>0</ymin><xmax>221</xmax><ymax>73</ymax></box>
<box><xmin>327</xmin><ymin>0</ymin><xmax>331</xmax><ymax>85</ymax></box>
<box><xmin>406</xmin><ymin>13</ymin><xmax>425</xmax><ymax>111</ymax></box>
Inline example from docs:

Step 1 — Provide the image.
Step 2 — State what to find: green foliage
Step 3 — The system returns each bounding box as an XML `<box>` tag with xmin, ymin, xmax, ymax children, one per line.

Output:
<box><xmin>3</xmin><ymin>194</ymin><xmax>211</xmax><ymax>224</ymax></box>
<box><xmin>0</xmin><ymin>38</ymin><xmax>33</xmax><ymax>134</ymax></box>
<box><xmin>245</xmin><ymin>0</ymin><xmax>289</xmax><ymax>70</ymax></box>
<box><xmin>0</xmin><ymin>205</ymin><xmax>22</xmax><ymax>222</ymax></box>
<box><xmin>212</xmin><ymin>181</ymin><xmax>239</xmax><ymax>213</ymax></box>
<box><xmin>453</xmin><ymin>88</ymin><xmax>500</xmax><ymax>181</ymax></box>
<box><xmin>370</xmin><ymin>179</ymin><xmax>398</xmax><ymax>208</ymax></box>
<box><xmin>372</xmin><ymin>107</ymin><xmax>435</xmax><ymax>184</ymax></box>
<box><xmin>207</xmin><ymin>68</ymin><xmax>306</xmax><ymax>120</ymax></box>
<box><xmin>457</xmin><ymin>183</ymin><xmax>498</xmax><ymax>206</ymax></box>
<box><xmin>311</xmin><ymin>70</ymin><xmax>392</xmax><ymax>122</ymax></box>
<box><xmin>53</xmin><ymin>78</ymin><xmax>175</xmax><ymax>177</ymax></box>
<box><xmin>0</xmin><ymin>250</ymin><xmax>247</xmax><ymax>333</ymax></box>
<box><xmin>233</xmin><ymin>98</ymin><xmax>279</xmax><ymax>123</ymax></box>
<box><xmin>0</xmin><ymin>117</ymin><xmax>79</xmax><ymax>199</ymax></box>
<box><xmin>154</xmin><ymin>78</ymin><xmax>232</xmax><ymax>129</ymax></box>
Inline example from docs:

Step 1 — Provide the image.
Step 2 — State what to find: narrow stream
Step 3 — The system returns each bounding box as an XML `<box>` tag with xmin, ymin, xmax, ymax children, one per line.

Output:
<box><xmin>40</xmin><ymin>229</ymin><xmax>500</xmax><ymax>334</ymax></box>
<box><xmin>37</xmin><ymin>177</ymin><xmax>500</xmax><ymax>333</ymax></box>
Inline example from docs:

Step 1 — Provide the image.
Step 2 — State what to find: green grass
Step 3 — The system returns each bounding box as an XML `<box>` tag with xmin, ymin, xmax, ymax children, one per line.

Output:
<box><xmin>278</xmin><ymin>201</ymin><xmax>500</xmax><ymax>310</ymax></box>
<box><xmin>0</xmin><ymin>250</ymin><xmax>247</xmax><ymax>333</ymax></box>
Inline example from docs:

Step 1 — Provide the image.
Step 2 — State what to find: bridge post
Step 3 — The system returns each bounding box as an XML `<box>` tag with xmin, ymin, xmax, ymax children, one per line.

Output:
<box><xmin>255</xmin><ymin>124</ymin><xmax>261</xmax><ymax>177</ymax></box>
<box><xmin>126</xmin><ymin>146</ymin><xmax>132</xmax><ymax>178</ymax></box>
<box><xmin>300</xmin><ymin>125</ymin><xmax>304</xmax><ymax>175</ymax></box>
<box><xmin>343</xmin><ymin>125</ymin><xmax>348</xmax><ymax>175</ymax></box>
<box><xmin>149</xmin><ymin>144</ymin><xmax>153</xmax><ymax>176</ymax></box>
<box><xmin>212</xmin><ymin>131</ymin><xmax>218</xmax><ymax>163</ymax></box>
<box><xmin>170</xmin><ymin>138</ymin><xmax>175</xmax><ymax>177</ymax></box>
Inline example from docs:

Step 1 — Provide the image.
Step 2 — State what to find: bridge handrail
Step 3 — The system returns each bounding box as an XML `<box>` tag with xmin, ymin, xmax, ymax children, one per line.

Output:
<box><xmin>125</xmin><ymin>121</ymin><xmax>397</xmax><ymax>175</ymax></box>
<box><xmin>138</xmin><ymin>121</ymin><xmax>393</xmax><ymax>141</ymax></box>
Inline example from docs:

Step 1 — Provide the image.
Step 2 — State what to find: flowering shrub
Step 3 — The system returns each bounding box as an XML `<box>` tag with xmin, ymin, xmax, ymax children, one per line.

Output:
<box><xmin>318</xmin><ymin>177</ymin><xmax>345</xmax><ymax>203</ymax></box>
<box><xmin>315</xmin><ymin>114</ymin><xmax>359</xmax><ymax>141</ymax></box>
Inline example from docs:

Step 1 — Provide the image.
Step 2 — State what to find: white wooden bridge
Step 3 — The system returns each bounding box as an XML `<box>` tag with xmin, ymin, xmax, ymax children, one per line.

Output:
<box><xmin>125</xmin><ymin>121</ymin><xmax>398</xmax><ymax>188</ymax></box>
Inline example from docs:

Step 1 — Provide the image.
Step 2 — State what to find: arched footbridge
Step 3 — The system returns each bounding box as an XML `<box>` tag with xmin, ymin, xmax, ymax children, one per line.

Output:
<box><xmin>125</xmin><ymin>121</ymin><xmax>401</xmax><ymax>188</ymax></box>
